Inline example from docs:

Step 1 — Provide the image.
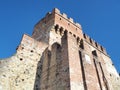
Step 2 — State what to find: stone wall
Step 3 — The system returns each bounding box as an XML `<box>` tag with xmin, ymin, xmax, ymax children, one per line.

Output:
<box><xmin>0</xmin><ymin>34</ymin><xmax>48</xmax><ymax>90</ymax></box>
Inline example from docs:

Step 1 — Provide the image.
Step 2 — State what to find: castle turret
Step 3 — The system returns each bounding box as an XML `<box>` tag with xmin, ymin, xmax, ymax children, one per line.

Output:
<box><xmin>0</xmin><ymin>8</ymin><xmax>120</xmax><ymax>90</ymax></box>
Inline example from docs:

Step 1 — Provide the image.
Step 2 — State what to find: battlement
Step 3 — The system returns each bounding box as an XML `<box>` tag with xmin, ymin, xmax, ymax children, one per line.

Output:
<box><xmin>33</xmin><ymin>8</ymin><xmax>83</xmax><ymax>39</ymax></box>
<box><xmin>83</xmin><ymin>33</ymin><xmax>107</xmax><ymax>55</ymax></box>
<box><xmin>52</xmin><ymin>8</ymin><xmax>82</xmax><ymax>29</ymax></box>
<box><xmin>53</xmin><ymin>8</ymin><xmax>83</xmax><ymax>38</ymax></box>
<box><xmin>33</xmin><ymin>8</ymin><xmax>108</xmax><ymax>56</ymax></box>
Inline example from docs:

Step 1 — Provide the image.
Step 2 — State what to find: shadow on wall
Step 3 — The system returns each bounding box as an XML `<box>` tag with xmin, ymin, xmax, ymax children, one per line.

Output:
<box><xmin>33</xmin><ymin>49</ymin><xmax>44</xmax><ymax>90</ymax></box>
<box><xmin>33</xmin><ymin>31</ymin><xmax>70</xmax><ymax>90</ymax></box>
<box><xmin>34</xmin><ymin>43</ymin><xmax>61</xmax><ymax>90</ymax></box>
<box><xmin>33</xmin><ymin>47</ymin><xmax>50</xmax><ymax>90</ymax></box>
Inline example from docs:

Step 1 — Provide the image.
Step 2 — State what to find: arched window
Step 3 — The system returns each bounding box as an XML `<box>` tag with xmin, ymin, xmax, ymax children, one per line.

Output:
<box><xmin>59</xmin><ymin>27</ymin><xmax>63</xmax><ymax>35</ymax></box>
<box><xmin>55</xmin><ymin>24</ymin><xmax>59</xmax><ymax>33</ymax></box>
<box><xmin>77</xmin><ymin>37</ymin><xmax>80</xmax><ymax>44</ymax></box>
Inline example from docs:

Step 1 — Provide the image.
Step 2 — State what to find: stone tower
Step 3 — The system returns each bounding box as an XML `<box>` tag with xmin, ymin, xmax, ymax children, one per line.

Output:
<box><xmin>0</xmin><ymin>8</ymin><xmax>120</xmax><ymax>90</ymax></box>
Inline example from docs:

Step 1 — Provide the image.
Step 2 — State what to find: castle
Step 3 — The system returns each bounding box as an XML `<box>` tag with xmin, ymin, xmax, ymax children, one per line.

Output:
<box><xmin>0</xmin><ymin>8</ymin><xmax>120</xmax><ymax>90</ymax></box>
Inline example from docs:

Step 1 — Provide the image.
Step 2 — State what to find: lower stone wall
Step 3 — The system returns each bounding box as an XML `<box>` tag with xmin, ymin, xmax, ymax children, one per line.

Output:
<box><xmin>0</xmin><ymin>33</ymin><xmax>120</xmax><ymax>90</ymax></box>
<box><xmin>0</xmin><ymin>34</ymin><xmax>48</xmax><ymax>90</ymax></box>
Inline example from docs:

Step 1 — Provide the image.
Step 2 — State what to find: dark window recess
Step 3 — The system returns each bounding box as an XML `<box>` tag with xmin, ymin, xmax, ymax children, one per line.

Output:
<box><xmin>89</xmin><ymin>38</ymin><xmax>92</xmax><ymax>43</ymax></box>
<box><xmin>57</xmin><ymin>44</ymin><xmax>61</xmax><ymax>49</ymax></box>
<box><xmin>37</xmin><ymin>74</ymin><xmax>40</xmax><ymax>78</ymax></box>
<box><xmin>59</xmin><ymin>27</ymin><xmax>63</xmax><ymax>35</ymax></box>
<box><xmin>69</xmin><ymin>32</ymin><xmax>72</xmax><ymax>34</ymax></box>
<box><xmin>77</xmin><ymin>37</ymin><xmax>80</xmax><ymax>44</ymax></box>
<box><xmin>79</xmin><ymin>40</ymin><xmax>84</xmax><ymax>49</ymax></box>
<box><xmin>92</xmin><ymin>50</ymin><xmax>98</xmax><ymax>57</ymax></box>
<box><xmin>83</xmin><ymin>34</ymin><xmax>86</xmax><ymax>39</ymax></box>
<box><xmin>31</xmin><ymin>50</ymin><xmax>34</xmax><ymax>52</ymax></box>
<box><xmin>95</xmin><ymin>42</ymin><xmax>98</xmax><ymax>47</ymax></box>
<box><xmin>55</xmin><ymin>24</ymin><xmax>59</xmax><ymax>33</ymax></box>
<box><xmin>60</xmin><ymin>18</ymin><xmax>61</xmax><ymax>20</ymax></box>
<box><xmin>20</xmin><ymin>58</ymin><xmax>22</xmax><ymax>60</ymax></box>
<box><xmin>110</xmin><ymin>74</ymin><xmax>112</xmax><ymax>76</ymax></box>
<box><xmin>22</xmin><ymin>79</ymin><xmax>24</xmax><ymax>81</ymax></box>
<box><xmin>36</xmin><ymin>85</ymin><xmax>38</xmax><ymax>88</ymax></box>
<box><xmin>64</xmin><ymin>30</ymin><xmax>68</xmax><ymax>35</ymax></box>
<box><xmin>101</xmin><ymin>46</ymin><xmax>103</xmax><ymax>51</ymax></box>
<box><xmin>3</xmin><ymin>75</ymin><xmax>6</xmax><ymax>77</ymax></box>
<box><xmin>73</xmin><ymin>34</ymin><xmax>76</xmax><ymax>38</ymax></box>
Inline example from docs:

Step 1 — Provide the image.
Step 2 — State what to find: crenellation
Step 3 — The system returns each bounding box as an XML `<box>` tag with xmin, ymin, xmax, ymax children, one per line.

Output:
<box><xmin>62</xmin><ymin>13</ymin><xmax>67</xmax><ymax>19</ymax></box>
<box><xmin>75</xmin><ymin>23</ymin><xmax>82</xmax><ymax>29</ymax></box>
<box><xmin>33</xmin><ymin>8</ymin><xmax>83</xmax><ymax>41</ymax></box>
<box><xmin>52</xmin><ymin>8</ymin><xmax>60</xmax><ymax>14</ymax></box>
<box><xmin>69</xmin><ymin>17</ymin><xmax>74</xmax><ymax>23</ymax></box>
<box><xmin>83</xmin><ymin>33</ymin><xmax>107</xmax><ymax>55</ymax></box>
<box><xmin>95</xmin><ymin>42</ymin><xmax>98</xmax><ymax>48</ymax></box>
<box><xmin>52</xmin><ymin>8</ymin><xmax>82</xmax><ymax>30</ymax></box>
<box><xmin>100</xmin><ymin>46</ymin><xmax>104</xmax><ymax>52</ymax></box>
<box><xmin>89</xmin><ymin>37</ymin><xmax>93</xmax><ymax>44</ymax></box>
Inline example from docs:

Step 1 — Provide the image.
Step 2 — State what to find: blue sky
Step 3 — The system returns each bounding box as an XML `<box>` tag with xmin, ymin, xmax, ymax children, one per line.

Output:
<box><xmin>0</xmin><ymin>0</ymin><xmax>120</xmax><ymax>73</ymax></box>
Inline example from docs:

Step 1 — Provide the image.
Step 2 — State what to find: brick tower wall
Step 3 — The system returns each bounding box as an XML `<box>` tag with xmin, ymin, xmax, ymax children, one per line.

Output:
<box><xmin>0</xmin><ymin>8</ymin><xmax>120</xmax><ymax>90</ymax></box>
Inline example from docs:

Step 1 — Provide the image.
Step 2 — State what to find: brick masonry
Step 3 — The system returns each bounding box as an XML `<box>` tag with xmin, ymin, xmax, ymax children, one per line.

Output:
<box><xmin>0</xmin><ymin>8</ymin><xmax>120</xmax><ymax>90</ymax></box>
